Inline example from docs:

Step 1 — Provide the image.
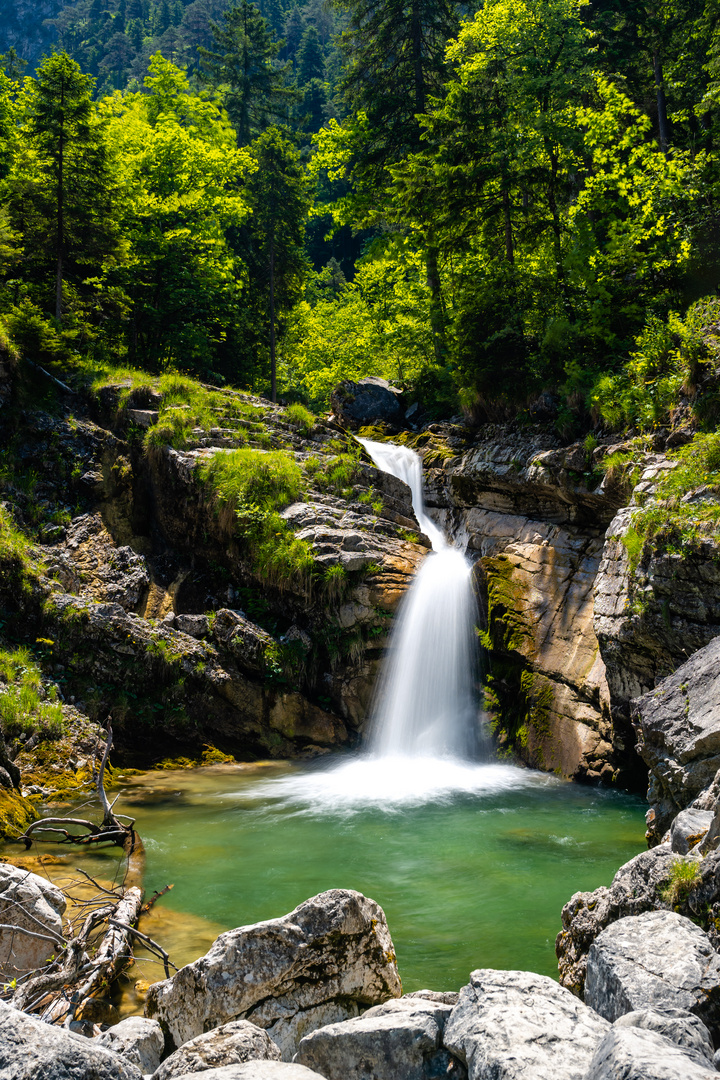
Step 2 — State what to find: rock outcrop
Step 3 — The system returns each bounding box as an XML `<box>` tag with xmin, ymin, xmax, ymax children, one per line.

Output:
<box><xmin>442</xmin><ymin>968</ymin><xmax>610</xmax><ymax>1080</ymax></box>
<box><xmin>153</xmin><ymin>1020</ymin><xmax>281</xmax><ymax>1079</ymax></box>
<box><xmin>330</xmin><ymin>377</ymin><xmax>405</xmax><ymax>430</ymax></box>
<box><xmin>556</xmin><ymin>845</ymin><xmax>678</xmax><ymax>996</ymax></box>
<box><xmin>585</xmin><ymin>911</ymin><xmax>720</xmax><ymax>1038</ymax></box>
<box><xmin>294</xmin><ymin>997</ymin><xmax>466</xmax><ymax>1080</ymax></box>
<box><xmin>0</xmin><ymin>1000</ymin><xmax>143</xmax><ymax>1080</ymax></box>
<box><xmin>96</xmin><ymin>1016</ymin><xmax>165</xmax><ymax>1074</ymax></box>
<box><xmin>0</xmin><ymin>863</ymin><xmax>66</xmax><ymax>981</ymax></box>
<box><xmin>145</xmin><ymin>889</ymin><xmax>402</xmax><ymax>1059</ymax></box>
<box><xmin>613</xmin><ymin>1008</ymin><xmax>715</xmax><ymax>1062</ymax></box>
<box><xmin>586</xmin><ymin>1025</ymin><xmax>717</xmax><ymax>1080</ymax></box>
<box><xmin>632</xmin><ymin>636</ymin><xmax>720</xmax><ymax>843</ymax></box>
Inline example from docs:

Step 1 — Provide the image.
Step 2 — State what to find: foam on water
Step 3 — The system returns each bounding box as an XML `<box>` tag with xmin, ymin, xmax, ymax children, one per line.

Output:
<box><xmin>228</xmin><ymin>755</ymin><xmax>551</xmax><ymax>816</ymax></box>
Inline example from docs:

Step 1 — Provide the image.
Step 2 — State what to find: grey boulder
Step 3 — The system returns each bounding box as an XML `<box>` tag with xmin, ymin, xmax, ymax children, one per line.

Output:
<box><xmin>585</xmin><ymin>1025</ymin><xmax>717</xmax><ymax>1079</ymax></box>
<box><xmin>585</xmin><ymin>910</ymin><xmax>720</xmax><ymax>1039</ymax></box>
<box><xmin>443</xmin><ymin>968</ymin><xmax>610</xmax><ymax>1080</ymax></box>
<box><xmin>154</xmin><ymin>1020</ymin><xmax>281</xmax><ymax>1079</ymax></box>
<box><xmin>0</xmin><ymin>1000</ymin><xmax>142</xmax><ymax>1080</ymax></box>
<box><xmin>633</xmin><ymin>635</ymin><xmax>720</xmax><ymax>838</ymax></box>
<box><xmin>670</xmin><ymin>809</ymin><xmax>714</xmax><ymax>854</ymax></box>
<box><xmin>294</xmin><ymin>996</ymin><xmax>466</xmax><ymax>1080</ymax></box>
<box><xmin>613</xmin><ymin>1008</ymin><xmax>714</xmax><ymax>1062</ymax></box>
<box><xmin>145</xmin><ymin>889</ymin><xmax>401</xmax><ymax>1059</ymax></box>
<box><xmin>330</xmin><ymin>377</ymin><xmax>404</xmax><ymax>430</ymax></box>
<box><xmin>0</xmin><ymin>863</ymin><xmax>66</xmax><ymax>981</ymax></box>
<box><xmin>96</xmin><ymin>1016</ymin><xmax>165</xmax><ymax>1074</ymax></box>
<box><xmin>171</xmin><ymin>1065</ymin><xmax>327</xmax><ymax>1080</ymax></box>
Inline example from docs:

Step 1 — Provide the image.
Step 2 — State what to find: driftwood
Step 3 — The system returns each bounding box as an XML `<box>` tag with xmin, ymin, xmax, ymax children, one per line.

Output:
<box><xmin>4</xmin><ymin>723</ymin><xmax>176</xmax><ymax>1023</ymax></box>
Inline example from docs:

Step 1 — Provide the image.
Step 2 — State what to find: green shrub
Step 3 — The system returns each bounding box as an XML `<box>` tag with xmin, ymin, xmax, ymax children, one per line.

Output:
<box><xmin>0</xmin><ymin>644</ymin><xmax>65</xmax><ymax>739</ymax></box>
<box><xmin>285</xmin><ymin>403</ymin><xmax>317</xmax><ymax>437</ymax></box>
<box><xmin>660</xmin><ymin>858</ymin><xmax>700</xmax><ymax>907</ymax></box>
<box><xmin>323</xmin><ymin>563</ymin><xmax>347</xmax><ymax>602</ymax></box>
<box><xmin>200</xmin><ymin>449</ymin><xmax>313</xmax><ymax>593</ymax></box>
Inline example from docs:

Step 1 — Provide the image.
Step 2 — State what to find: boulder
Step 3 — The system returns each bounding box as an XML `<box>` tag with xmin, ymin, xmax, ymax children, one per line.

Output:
<box><xmin>585</xmin><ymin>1025</ymin><xmax>717</xmax><ymax>1080</ymax></box>
<box><xmin>0</xmin><ymin>1000</ymin><xmax>143</xmax><ymax>1080</ymax></box>
<box><xmin>145</xmin><ymin>889</ymin><xmax>402</xmax><ymax>1059</ymax></box>
<box><xmin>170</xmin><ymin>1065</ymin><xmax>327</xmax><ymax>1080</ymax></box>
<box><xmin>0</xmin><ymin>863</ymin><xmax>66</xmax><ymax>981</ymax></box>
<box><xmin>556</xmin><ymin>845</ymin><xmax>677</xmax><ymax>996</ymax></box>
<box><xmin>585</xmin><ymin>911</ymin><xmax>720</xmax><ymax>1039</ymax></box>
<box><xmin>96</xmin><ymin>1016</ymin><xmax>165</xmax><ymax>1074</ymax></box>
<box><xmin>633</xmin><ymin>635</ymin><xmax>720</xmax><ymax>841</ymax></box>
<box><xmin>330</xmin><ymin>377</ymin><xmax>405</xmax><ymax>430</ymax></box>
<box><xmin>153</xmin><ymin>1020</ymin><xmax>281</xmax><ymax>1079</ymax></box>
<box><xmin>442</xmin><ymin>968</ymin><xmax>610</xmax><ymax>1080</ymax></box>
<box><xmin>294</xmin><ymin>996</ymin><xmax>466</xmax><ymax>1080</ymax></box>
<box><xmin>613</xmin><ymin>1008</ymin><xmax>714</xmax><ymax>1062</ymax></box>
<box><xmin>670</xmin><ymin>809</ymin><xmax>714</xmax><ymax>854</ymax></box>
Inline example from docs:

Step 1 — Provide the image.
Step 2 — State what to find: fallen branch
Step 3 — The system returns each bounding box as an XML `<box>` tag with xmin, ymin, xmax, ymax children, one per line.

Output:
<box><xmin>142</xmin><ymin>883</ymin><xmax>174</xmax><ymax>913</ymax></box>
<box><xmin>107</xmin><ymin>919</ymin><xmax>177</xmax><ymax>979</ymax></box>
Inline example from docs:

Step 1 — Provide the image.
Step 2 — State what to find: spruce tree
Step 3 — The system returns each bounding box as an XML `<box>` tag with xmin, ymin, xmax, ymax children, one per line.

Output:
<box><xmin>198</xmin><ymin>2</ymin><xmax>293</xmax><ymax>145</ymax></box>
<box><xmin>27</xmin><ymin>52</ymin><xmax>116</xmax><ymax>321</ymax></box>
<box><xmin>245</xmin><ymin>127</ymin><xmax>310</xmax><ymax>400</ymax></box>
<box><xmin>296</xmin><ymin>25</ymin><xmax>324</xmax><ymax>83</ymax></box>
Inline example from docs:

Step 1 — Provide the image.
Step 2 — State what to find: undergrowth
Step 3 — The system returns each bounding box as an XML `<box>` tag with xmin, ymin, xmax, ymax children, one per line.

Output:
<box><xmin>0</xmin><ymin>644</ymin><xmax>65</xmax><ymax>739</ymax></box>
<box><xmin>660</xmin><ymin>858</ymin><xmax>701</xmax><ymax>907</ymax></box>
<box><xmin>627</xmin><ymin>432</ymin><xmax>720</xmax><ymax>562</ymax></box>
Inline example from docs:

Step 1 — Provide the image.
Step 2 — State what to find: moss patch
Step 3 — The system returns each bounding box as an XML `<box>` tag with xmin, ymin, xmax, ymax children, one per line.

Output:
<box><xmin>0</xmin><ymin>788</ymin><xmax>40</xmax><ymax>840</ymax></box>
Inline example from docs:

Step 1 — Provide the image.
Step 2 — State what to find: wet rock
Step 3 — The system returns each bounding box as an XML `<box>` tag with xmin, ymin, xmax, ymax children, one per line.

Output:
<box><xmin>442</xmin><ymin>968</ymin><xmax>609</xmax><ymax>1080</ymax></box>
<box><xmin>294</xmin><ymin>996</ymin><xmax>466</xmax><ymax>1080</ymax></box>
<box><xmin>557</xmin><ymin>845</ymin><xmax>677</xmax><ymax>996</ymax></box>
<box><xmin>330</xmin><ymin>377</ymin><xmax>404</xmax><ymax>430</ymax></box>
<box><xmin>633</xmin><ymin>636</ymin><xmax>720</xmax><ymax>842</ymax></box>
<box><xmin>585</xmin><ymin>911</ymin><xmax>720</xmax><ymax>1038</ymax></box>
<box><xmin>96</xmin><ymin>1016</ymin><xmax>164</xmax><ymax>1074</ymax></box>
<box><xmin>0</xmin><ymin>863</ymin><xmax>66</xmax><ymax>981</ymax></box>
<box><xmin>585</xmin><ymin>1025</ymin><xmax>717</xmax><ymax>1080</ymax></box>
<box><xmin>153</xmin><ymin>1019</ymin><xmax>281</xmax><ymax>1079</ymax></box>
<box><xmin>145</xmin><ymin>889</ymin><xmax>402</xmax><ymax>1059</ymax></box>
<box><xmin>670</xmin><ymin>809</ymin><xmax>714</xmax><ymax>854</ymax></box>
<box><xmin>0</xmin><ymin>1001</ymin><xmax>142</xmax><ymax>1080</ymax></box>
<box><xmin>613</xmin><ymin>1008</ymin><xmax>714</xmax><ymax>1062</ymax></box>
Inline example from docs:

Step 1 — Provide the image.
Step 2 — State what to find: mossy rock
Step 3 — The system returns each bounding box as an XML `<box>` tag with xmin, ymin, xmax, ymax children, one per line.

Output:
<box><xmin>0</xmin><ymin>788</ymin><xmax>40</xmax><ymax>840</ymax></box>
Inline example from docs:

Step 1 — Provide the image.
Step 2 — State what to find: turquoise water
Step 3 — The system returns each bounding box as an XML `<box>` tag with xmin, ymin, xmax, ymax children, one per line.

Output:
<box><xmin>109</xmin><ymin>755</ymin><xmax>646</xmax><ymax>991</ymax></box>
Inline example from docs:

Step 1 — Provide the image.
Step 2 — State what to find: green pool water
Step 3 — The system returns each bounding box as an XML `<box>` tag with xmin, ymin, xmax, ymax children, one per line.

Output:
<box><xmin>103</xmin><ymin>754</ymin><xmax>646</xmax><ymax>991</ymax></box>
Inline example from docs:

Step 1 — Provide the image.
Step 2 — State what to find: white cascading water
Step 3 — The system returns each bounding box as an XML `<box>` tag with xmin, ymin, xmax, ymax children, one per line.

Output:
<box><xmin>240</xmin><ymin>437</ymin><xmax>536</xmax><ymax>810</ymax></box>
<box><xmin>358</xmin><ymin>439</ymin><xmax>480</xmax><ymax>760</ymax></box>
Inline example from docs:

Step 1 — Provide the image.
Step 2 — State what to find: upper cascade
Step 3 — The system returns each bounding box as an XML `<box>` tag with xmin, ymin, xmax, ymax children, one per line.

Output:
<box><xmin>358</xmin><ymin>438</ymin><xmax>480</xmax><ymax>760</ymax></box>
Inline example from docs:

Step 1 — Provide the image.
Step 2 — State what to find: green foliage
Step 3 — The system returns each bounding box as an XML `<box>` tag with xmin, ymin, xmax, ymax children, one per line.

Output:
<box><xmin>0</xmin><ymin>644</ymin><xmax>65</xmax><ymax>739</ymax></box>
<box><xmin>200</xmin><ymin>447</ymin><xmax>314</xmax><ymax>592</ymax></box>
<box><xmin>323</xmin><ymin>563</ymin><xmax>347</xmax><ymax>602</ymax></box>
<box><xmin>660</xmin><ymin>858</ymin><xmax>701</xmax><ymax>907</ymax></box>
<box><xmin>305</xmin><ymin>446</ymin><xmax>362</xmax><ymax>498</ymax></box>
<box><xmin>630</xmin><ymin>433</ymin><xmax>720</xmax><ymax>556</ymax></box>
<box><xmin>284</xmin><ymin>402</ymin><xmax>317</xmax><ymax>436</ymax></box>
<box><xmin>0</xmin><ymin>504</ymin><xmax>39</xmax><ymax>588</ymax></box>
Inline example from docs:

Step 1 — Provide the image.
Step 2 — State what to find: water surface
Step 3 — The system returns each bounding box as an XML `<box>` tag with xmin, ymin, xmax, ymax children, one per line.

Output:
<box><xmin>109</xmin><ymin>756</ymin><xmax>645</xmax><ymax>990</ymax></box>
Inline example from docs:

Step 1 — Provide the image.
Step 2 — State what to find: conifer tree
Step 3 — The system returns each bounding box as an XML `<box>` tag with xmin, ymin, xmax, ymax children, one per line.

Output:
<box><xmin>245</xmin><ymin>127</ymin><xmax>310</xmax><ymax>400</ymax></box>
<box><xmin>198</xmin><ymin>2</ymin><xmax>293</xmax><ymax>145</ymax></box>
<box><xmin>24</xmin><ymin>52</ymin><xmax>117</xmax><ymax>321</ymax></box>
<box><xmin>297</xmin><ymin>25</ymin><xmax>324</xmax><ymax>83</ymax></box>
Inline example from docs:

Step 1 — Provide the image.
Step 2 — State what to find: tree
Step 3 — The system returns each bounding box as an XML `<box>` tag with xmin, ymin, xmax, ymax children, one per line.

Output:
<box><xmin>23</xmin><ymin>52</ymin><xmax>118</xmax><ymax>321</ymax></box>
<box><xmin>198</xmin><ymin>2</ymin><xmax>293</xmax><ymax>145</ymax></box>
<box><xmin>296</xmin><ymin>25</ymin><xmax>324</xmax><ymax>83</ymax></box>
<box><xmin>245</xmin><ymin>127</ymin><xmax>310</xmax><ymax>400</ymax></box>
<box><xmin>330</xmin><ymin>0</ymin><xmax>459</xmax><ymax>363</ymax></box>
<box><xmin>0</xmin><ymin>48</ymin><xmax>27</xmax><ymax>82</ymax></box>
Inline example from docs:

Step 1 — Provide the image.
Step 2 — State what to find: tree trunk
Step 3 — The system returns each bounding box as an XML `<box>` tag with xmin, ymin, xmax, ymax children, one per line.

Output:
<box><xmin>425</xmin><ymin>232</ymin><xmax>446</xmax><ymax>364</ymax></box>
<box><xmin>410</xmin><ymin>0</ymin><xmax>426</xmax><ymax>119</ymax></box>
<box><xmin>269</xmin><ymin>238</ymin><xmax>277</xmax><ymax>403</ymax></box>
<box><xmin>653</xmin><ymin>50</ymin><xmax>670</xmax><ymax>155</ymax></box>
<box><xmin>502</xmin><ymin>181</ymin><xmax>514</xmax><ymax>265</ymax></box>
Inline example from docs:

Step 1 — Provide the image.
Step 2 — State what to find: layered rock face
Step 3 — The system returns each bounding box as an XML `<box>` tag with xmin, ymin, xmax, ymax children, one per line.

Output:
<box><xmin>424</xmin><ymin>426</ymin><xmax>624</xmax><ymax>781</ymax></box>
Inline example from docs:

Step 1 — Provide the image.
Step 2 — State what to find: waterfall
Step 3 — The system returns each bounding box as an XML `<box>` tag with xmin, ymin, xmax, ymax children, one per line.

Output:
<box><xmin>358</xmin><ymin>439</ymin><xmax>480</xmax><ymax>760</ymax></box>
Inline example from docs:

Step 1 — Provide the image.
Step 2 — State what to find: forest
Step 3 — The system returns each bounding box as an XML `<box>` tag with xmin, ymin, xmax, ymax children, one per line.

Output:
<box><xmin>1</xmin><ymin>0</ymin><xmax>720</xmax><ymax>435</ymax></box>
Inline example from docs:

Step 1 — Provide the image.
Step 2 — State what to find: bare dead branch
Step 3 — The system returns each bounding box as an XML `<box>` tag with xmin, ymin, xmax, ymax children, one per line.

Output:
<box><xmin>107</xmin><ymin>920</ymin><xmax>177</xmax><ymax>979</ymax></box>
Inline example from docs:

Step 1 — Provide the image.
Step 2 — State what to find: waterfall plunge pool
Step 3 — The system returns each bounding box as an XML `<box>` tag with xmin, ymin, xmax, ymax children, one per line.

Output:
<box><xmin>18</xmin><ymin>756</ymin><xmax>646</xmax><ymax>1003</ymax></box>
